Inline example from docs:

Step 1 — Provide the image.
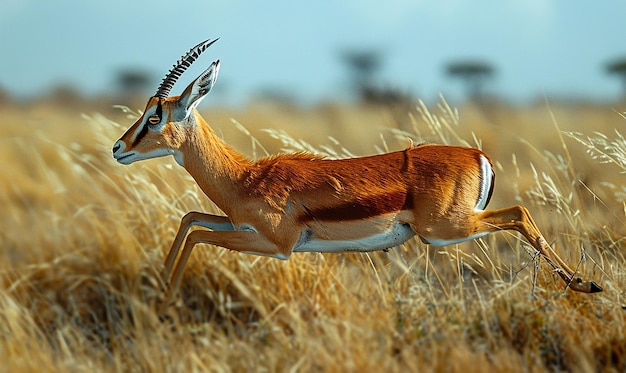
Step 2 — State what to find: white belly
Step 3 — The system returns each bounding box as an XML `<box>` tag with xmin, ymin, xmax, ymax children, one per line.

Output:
<box><xmin>292</xmin><ymin>220</ymin><xmax>416</xmax><ymax>253</ymax></box>
<box><xmin>420</xmin><ymin>231</ymin><xmax>490</xmax><ymax>247</ymax></box>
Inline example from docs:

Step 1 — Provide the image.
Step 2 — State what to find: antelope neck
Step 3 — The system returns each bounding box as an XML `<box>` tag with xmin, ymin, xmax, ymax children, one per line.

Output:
<box><xmin>181</xmin><ymin>117</ymin><xmax>252</xmax><ymax>210</ymax></box>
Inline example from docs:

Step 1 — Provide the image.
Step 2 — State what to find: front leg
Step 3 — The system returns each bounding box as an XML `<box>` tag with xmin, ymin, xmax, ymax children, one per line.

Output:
<box><xmin>162</xmin><ymin>211</ymin><xmax>234</xmax><ymax>283</ymax></box>
<box><xmin>159</xmin><ymin>222</ymin><xmax>287</xmax><ymax>314</ymax></box>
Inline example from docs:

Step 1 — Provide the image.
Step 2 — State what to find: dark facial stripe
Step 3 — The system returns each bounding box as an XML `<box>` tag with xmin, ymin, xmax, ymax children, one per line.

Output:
<box><xmin>155</xmin><ymin>99</ymin><xmax>163</xmax><ymax>118</ymax></box>
<box><xmin>132</xmin><ymin>99</ymin><xmax>162</xmax><ymax>147</ymax></box>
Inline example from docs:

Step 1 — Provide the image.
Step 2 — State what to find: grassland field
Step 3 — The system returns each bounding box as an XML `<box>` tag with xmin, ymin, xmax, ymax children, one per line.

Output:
<box><xmin>0</xmin><ymin>96</ymin><xmax>625</xmax><ymax>372</ymax></box>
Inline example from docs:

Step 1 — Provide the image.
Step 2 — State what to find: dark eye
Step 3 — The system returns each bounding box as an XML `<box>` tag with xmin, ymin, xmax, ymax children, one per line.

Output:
<box><xmin>147</xmin><ymin>115</ymin><xmax>160</xmax><ymax>126</ymax></box>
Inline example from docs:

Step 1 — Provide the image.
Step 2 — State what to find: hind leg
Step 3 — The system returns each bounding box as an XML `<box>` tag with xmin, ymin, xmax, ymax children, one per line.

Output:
<box><xmin>476</xmin><ymin>206</ymin><xmax>601</xmax><ymax>293</ymax></box>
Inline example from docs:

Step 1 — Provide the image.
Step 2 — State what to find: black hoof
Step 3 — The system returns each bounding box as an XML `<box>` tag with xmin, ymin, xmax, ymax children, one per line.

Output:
<box><xmin>589</xmin><ymin>281</ymin><xmax>603</xmax><ymax>293</ymax></box>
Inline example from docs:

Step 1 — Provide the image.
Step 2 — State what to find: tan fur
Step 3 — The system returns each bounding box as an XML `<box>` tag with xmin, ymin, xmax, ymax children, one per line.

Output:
<box><xmin>114</xmin><ymin>87</ymin><xmax>602</xmax><ymax>314</ymax></box>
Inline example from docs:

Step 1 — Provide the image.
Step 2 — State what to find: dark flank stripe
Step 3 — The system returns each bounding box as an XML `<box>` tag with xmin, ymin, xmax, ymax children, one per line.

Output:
<box><xmin>132</xmin><ymin>99</ymin><xmax>162</xmax><ymax>146</ymax></box>
<box><xmin>300</xmin><ymin>191</ymin><xmax>413</xmax><ymax>222</ymax></box>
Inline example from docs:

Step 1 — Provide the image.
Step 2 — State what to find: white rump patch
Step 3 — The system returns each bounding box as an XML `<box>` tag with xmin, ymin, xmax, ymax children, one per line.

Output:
<box><xmin>475</xmin><ymin>155</ymin><xmax>494</xmax><ymax>211</ymax></box>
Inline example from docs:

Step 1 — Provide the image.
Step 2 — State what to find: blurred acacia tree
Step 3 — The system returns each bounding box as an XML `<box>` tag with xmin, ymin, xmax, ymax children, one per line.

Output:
<box><xmin>115</xmin><ymin>68</ymin><xmax>153</xmax><ymax>106</ymax></box>
<box><xmin>116</xmin><ymin>69</ymin><xmax>152</xmax><ymax>95</ymax></box>
<box><xmin>340</xmin><ymin>49</ymin><xmax>411</xmax><ymax>105</ymax></box>
<box><xmin>606</xmin><ymin>58</ymin><xmax>626</xmax><ymax>98</ymax></box>
<box><xmin>445</xmin><ymin>60</ymin><xmax>494</xmax><ymax>101</ymax></box>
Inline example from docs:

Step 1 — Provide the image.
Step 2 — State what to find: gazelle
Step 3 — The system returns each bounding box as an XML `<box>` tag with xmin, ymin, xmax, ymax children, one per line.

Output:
<box><xmin>112</xmin><ymin>39</ymin><xmax>602</xmax><ymax>311</ymax></box>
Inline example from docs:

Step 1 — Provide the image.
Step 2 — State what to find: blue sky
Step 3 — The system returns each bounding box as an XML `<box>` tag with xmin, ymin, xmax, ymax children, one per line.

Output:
<box><xmin>1</xmin><ymin>0</ymin><xmax>625</xmax><ymax>105</ymax></box>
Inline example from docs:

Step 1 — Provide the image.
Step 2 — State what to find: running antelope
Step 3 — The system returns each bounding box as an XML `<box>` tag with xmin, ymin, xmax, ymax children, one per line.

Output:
<box><xmin>112</xmin><ymin>39</ymin><xmax>602</xmax><ymax>311</ymax></box>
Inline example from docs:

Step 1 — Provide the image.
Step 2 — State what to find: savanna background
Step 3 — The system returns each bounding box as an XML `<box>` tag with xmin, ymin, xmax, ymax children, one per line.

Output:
<box><xmin>2</xmin><ymin>1</ymin><xmax>626</xmax><ymax>372</ymax></box>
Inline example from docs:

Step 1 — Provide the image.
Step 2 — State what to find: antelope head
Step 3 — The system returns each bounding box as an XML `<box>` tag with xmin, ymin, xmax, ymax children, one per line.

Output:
<box><xmin>112</xmin><ymin>38</ymin><xmax>220</xmax><ymax>166</ymax></box>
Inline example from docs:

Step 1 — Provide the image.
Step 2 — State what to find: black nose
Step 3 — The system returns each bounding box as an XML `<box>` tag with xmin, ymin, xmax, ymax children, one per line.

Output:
<box><xmin>113</xmin><ymin>143</ymin><xmax>121</xmax><ymax>153</ymax></box>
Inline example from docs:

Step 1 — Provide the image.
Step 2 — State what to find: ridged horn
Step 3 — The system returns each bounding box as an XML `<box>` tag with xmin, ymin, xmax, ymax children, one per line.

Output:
<box><xmin>154</xmin><ymin>38</ymin><xmax>219</xmax><ymax>99</ymax></box>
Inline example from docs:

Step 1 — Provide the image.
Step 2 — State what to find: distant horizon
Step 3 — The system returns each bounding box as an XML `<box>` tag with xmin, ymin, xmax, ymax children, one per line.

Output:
<box><xmin>1</xmin><ymin>1</ymin><xmax>625</xmax><ymax>106</ymax></box>
<box><xmin>3</xmin><ymin>86</ymin><xmax>623</xmax><ymax>111</ymax></box>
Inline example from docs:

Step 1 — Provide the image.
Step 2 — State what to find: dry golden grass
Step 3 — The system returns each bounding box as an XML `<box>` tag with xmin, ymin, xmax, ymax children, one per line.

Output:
<box><xmin>1</xmin><ymin>97</ymin><xmax>625</xmax><ymax>372</ymax></box>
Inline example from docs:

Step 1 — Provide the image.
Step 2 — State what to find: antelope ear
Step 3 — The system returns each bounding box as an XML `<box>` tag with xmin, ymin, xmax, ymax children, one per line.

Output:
<box><xmin>179</xmin><ymin>59</ymin><xmax>220</xmax><ymax>115</ymax></box>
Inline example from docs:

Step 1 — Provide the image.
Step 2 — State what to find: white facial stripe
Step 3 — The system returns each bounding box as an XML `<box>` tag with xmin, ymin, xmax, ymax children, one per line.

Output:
<box><xmin>129</xmin><ymin>100</ymin><xmax>167</xmax><ymax>145</ymax></box>
<box><xmin>129</xmin><ymin>113</ymin><xmax>154</xmax><ymax>145</ymax></box>
<box><xmin>129</xmin><ymin>123</ymin><xmax>145</xmax><ymax>145</ymax></box>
